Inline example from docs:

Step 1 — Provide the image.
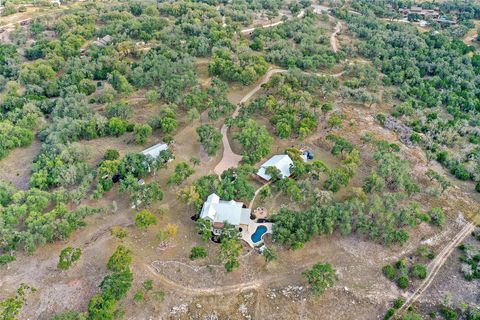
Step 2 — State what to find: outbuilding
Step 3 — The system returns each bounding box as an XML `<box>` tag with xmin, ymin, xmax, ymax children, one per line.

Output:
<box><xmin>257</xmin><ymin>154</ymin><xmax>294</xmax><ymax>181</ymax></box>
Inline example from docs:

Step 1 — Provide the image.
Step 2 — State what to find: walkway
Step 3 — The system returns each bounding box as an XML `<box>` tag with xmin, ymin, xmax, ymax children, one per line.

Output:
<box><xmin>241</xmin><ymin>222</ymin><xmax>273</xmax><ymax>248</ymax></box>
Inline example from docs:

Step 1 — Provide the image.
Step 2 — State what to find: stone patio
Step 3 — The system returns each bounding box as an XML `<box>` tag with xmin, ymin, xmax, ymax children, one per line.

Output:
<box><xmin>241</xmin><ymin>222</ymin><xmax>273</xmax><ymax>248</ymax></box>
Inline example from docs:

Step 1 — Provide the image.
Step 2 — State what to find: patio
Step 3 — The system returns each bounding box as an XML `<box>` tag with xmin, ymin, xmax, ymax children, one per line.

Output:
<box><xmin>241</xmin><ymin>222</ymin><xmax>273</xmax><ymax>248</ymax></box>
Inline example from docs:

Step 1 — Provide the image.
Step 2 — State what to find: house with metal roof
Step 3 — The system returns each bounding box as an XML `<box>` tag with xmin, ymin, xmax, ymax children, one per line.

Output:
<box><xmin>257</xmin><ymin>154</ymin><xmax>294</xmax><ymax>181</ymax></box>
<box><xmin>140</xmin><ymin>143</ymin><xmax>172</xmax><ymax>173</ymax></box>
<box><xmin>200</xmin><ymin>193</ymin><xmax>251</xmax><ymax>235</ymax></box>
<box><xmin>92</xmin><ymin>35</ymin><xmax>113</xmax><ymax>47</ymax></box>
<box><xmin>141</xmin><ymin>143</ymin><xmax>169</xmax><ymax>159</ymax></box>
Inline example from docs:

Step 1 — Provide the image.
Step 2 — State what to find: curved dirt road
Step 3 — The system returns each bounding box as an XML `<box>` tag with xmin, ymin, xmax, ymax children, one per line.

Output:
<box><xmin>146</xmin><ymin>258</ymin><xmax>315</xmax><ymax>296</ymax></box>
<box><xmin>213</xmin><ymin>67</ymin><xmax>346</xmax><ymax>176</ymax></box>
<box><xmin>213</xmin><ymin>69</ymin><xmax>288</xmax><ymax>175</ymax></box>
<box><xmin>240</xmin><ymin>10</ymin><xmax>305</xmax><ymax>35</ymax></box>
<box><xmin>331</xmin><ymin>21</ymin><xmax>342</xmax><ymax>53</ymax></box>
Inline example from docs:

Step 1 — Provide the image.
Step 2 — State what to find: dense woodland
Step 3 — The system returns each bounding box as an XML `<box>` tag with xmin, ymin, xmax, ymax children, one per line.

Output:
<box><xmin>339</xmin><ymin>1</ymin><xmax>480</xmax><ymax>190</ymax></box>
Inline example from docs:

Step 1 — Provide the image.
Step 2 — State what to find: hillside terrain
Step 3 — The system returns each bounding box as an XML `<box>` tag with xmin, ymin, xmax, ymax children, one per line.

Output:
<box><xmin>0</xmin><ymin>0</ymin><xmax>479</xmax><ymax>319</ymax></box>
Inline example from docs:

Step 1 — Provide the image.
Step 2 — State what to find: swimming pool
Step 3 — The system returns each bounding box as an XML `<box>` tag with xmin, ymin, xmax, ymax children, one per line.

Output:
<box><xmin>251</xmin><ymin>225</ymin><xmax>268</xmax><ymax>244</ymax></box>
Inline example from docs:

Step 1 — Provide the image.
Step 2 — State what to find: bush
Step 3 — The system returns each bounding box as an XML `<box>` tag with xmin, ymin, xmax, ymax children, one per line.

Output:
<box><xmin>142</xmin><ymin>279</ymin><xmax>153</xmax><ymax>291</ymax></box>
<box><xmin>189</xmin><ymin>246</ymin><xmax>207</xmax><ymax>260</ymax></box>
<box><xmin>262</xmin><ymin>247</ymin><xmax>278</xmax><ymax>262</ymax></box>
<box><xmin>134</xmin><ymin>209</ymin><xmax>157</xmax><ymax>229</ymax></box>
<box><xmin>396</xmin><ymin>258</ymin><xmax>407</xmax><ymax>270</ymax></box>
<box><xmin>475</xmin><ymin>181</ymin><xmax>480</xmax><ymax>193</ymax></box>
<box><xmin>167</xmin><ymin>162</ymin><xmax>195</xmax><ymax>185</ymax></box>
<box><xmin>111</xmin><ymin>226</ymin><xmax>128</xmax><ymax>239</ymax></box>
<box><xmin>133</xmin><ymin>290</ymin><xmax>145</xmax><ymax>302</ymax></box>
<box><xmin>108</xmin><ymin>117</ymin><xmax>128</xmax><ymax>137</ymax></box>
<box><xmin>384</xmin><ymin>308</ymin><xmax>395</xmax><ymax>320</ymax></box>
<box><xmin>107</xmin><ymin>245</ymin><xmax>132</xmax><ymax>272</ymax></box>
<box><xmin>152</xmin><ymin>289</ymin><xmax>165</xmax><ymax>301</ymax></box>
<box><xmin>100</xmin><ymin>269</ymin><xmax>133</xmax><ymax>300</ymax></box>
<box><xmin>410</xmin><ymin>133</ymin><xmax>421</xmax><ymax>144</ymax></box>
<box><xmin>393</xmin><ymin>297</ymin><xmax>405</xmax><ymax>309</ymax></box>
<box><xmin>436</xmin><ymin>151</ymin><xmax>449</xmax><ymax>164</ymax></box>
<box><xmin>196</xmin><ymin>124</ymin><xmax>222</xmax><ymax>156</ymax></box>
<box><xmin>133</xmin><ymin>124</ymin><xmax>152</xmax><ymax>144</ymax></box>
<box><xmin>104</xmin><ymin>149</ymin><xmax>120</xmax><ymax>161</ymax></box>
<box><xmin>57</xmin><ymin>247</ymin><xmax>82</xmax><ymax>270</ymax></box>
<box><xmin>441</xmin><ymin>307</ymin><xmax>458</xmax><ymax>320</ymax></box>
<box><xmin>410</xmin><ymin>264</ymin><xmax>427</xmax><ymax>279</ymax></box>
<box><xmin>450</xmin><ymin>164</ymin><xmax>471</xmax><ymax>181</ymax></box>
<box><xmin>0</xmin><ymin>254</ymin><xmax>16</xmax><ymax>266</ymax></box>
<box><xmin>428</xmin><ymin>208</ymin><xmax>445</xmax><ymax>226</ymax></box>
<box><xmin>382</xmin><ymin>265</ymin><xmax>396</xmax><ymax>280</ymax></box>
<box><xmin>397</xmin><ymin>275</ymin><xmax>409</xmax><ymax>289</ymax></box>
<box><xmin>302</xmin><ymin>262</ymin><xmax>338</xmax><ymax>295</ymax></box>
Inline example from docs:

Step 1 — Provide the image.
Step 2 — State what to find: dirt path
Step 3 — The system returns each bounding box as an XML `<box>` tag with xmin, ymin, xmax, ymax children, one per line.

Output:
<box><xmin>146</xmin><ymin>257</ymin><xmax>313</xmax><ymax>296</ymax></box>
<box><xmin>248</xmin><ymin>181</ymin><xmax>272</xmax><ymax>209</ymax></box>
<box><xmin>213</xmin><ymin>66</ymin><xmax>347</xmax><ymax>175</ymax></box>
<box><xmin>146</xmin><ymin>263</ymin><xmax>263</xmax><ymax>295</ymax></box>
<box><xmin>331</xmin><ymin>21</ymin><xmax>342</xmax><ymax>53</ymax></box>
<box><xmin>240</xmin><ymin>10</ymin><xmax>305</xmax><ymax>35</ymax></box>
<box><xmin>395</xmin><ymin>222</ymin><xmax>476</xmax><ymax>318</ymax></box>
<box><xmin>213</xmin><ymin>69</ymin><xmax>288</xmax><ymax>175</ymax></box>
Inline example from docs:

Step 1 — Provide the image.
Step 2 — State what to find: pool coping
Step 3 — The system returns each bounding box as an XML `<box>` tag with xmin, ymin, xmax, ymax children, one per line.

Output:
<box><xmin>241</xmin><ymin>222</ymin><xmax>273</xmax><ymax>248</ymax></box>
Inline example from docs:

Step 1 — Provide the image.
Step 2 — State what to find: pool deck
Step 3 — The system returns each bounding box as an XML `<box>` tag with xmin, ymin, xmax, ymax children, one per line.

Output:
<box><xmin>241</xmin><ymin>222</ymin><xmax>273</xmax><ymax>248</ymax></box>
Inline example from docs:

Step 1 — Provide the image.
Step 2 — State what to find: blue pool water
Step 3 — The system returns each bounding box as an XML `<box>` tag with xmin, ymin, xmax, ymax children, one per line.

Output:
<box><xmin>251</xmin><ymin>225</ymin><xmax>268</xmax><ymax>243</ymax></box>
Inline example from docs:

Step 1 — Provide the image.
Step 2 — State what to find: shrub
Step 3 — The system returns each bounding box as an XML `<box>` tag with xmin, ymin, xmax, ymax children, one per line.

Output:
<box><xmin>441</xmin><ymin>307</ymin><xmax>458</xmax><ymax>320</ymax></box>
<box><xmin>302</xmin><ymin>262</ymin><xmax>338</xmax><ymax>295</ymax></box>
<box><xmin>57</xmin><ymin>247</ymin><xmax>82</xmax><ymax>270</ymax></box>
<box><xmin>104</xmin><ymin>149</ymin><xmax>120</xmax><ymax>161</ymax></box>
<box><xmin>167</xmin><ymin>162</ymin><xmax>195</xmax><ymax>185</ymax></box>
<box><xmin>133</xmin><ymin>290</ymin><xmax>145</xmax><ymax>302</ymax></box>
<box><xmin>152</xmin><ymin>289</ymin><xmax>165</xmax><ymax>301</ymax></box>
<box><xmin>393</xmin><ymin>298</ymin><xmax>405</xmax><ymax>309</ymax></box>
<box><xmin>189</xmin><ymin>246</ymin><xmax>207</xmax><ymax>260</ymax></box>
<box><xmin>196</xmin><ymin>124</ymin><xmax>222</xmax><ymax>156</ymax></box>
<box><xmin>142</xmin><ymin>279</ymin><xmax>153</xmax><ymax>291</ymax></box>
<box><xmin>450</xmin><ymin>164</ymin><xmax>471</xmax><ymax>181</ymax></box>
<box><xmin>107</xmin><ymin>245</ymin><xmax>132</xmax><ymax>272</ymax></box>
<box><xmin>410</xmin><ymin>133</ymin><xmax>421</xmax><ymax>144</ymax></box>
<box><xmin>410</xmin><ymin>264</ymin><xmax>427</xmax><ymax>279</ymax></box>
<box><xmin>111</xmin><ymin>226</ymin><xmax>128</xmax><ymax>239</ymax></box>
<box><xmin>0</xmin><ymin>254</ymin><xmax>15</xmax><ymax>266</ymax></box>
<box><xmin>100</xmin><ymin>269</ymin><xmax>133</xmax><ymax>300</ymax></box>
<box><xmin>417</xmin><ymin>246</ymin><xmax>435</xmax><ymax>260</ymax></box>
<box><xmin>397</xmin><ymin>275</ymin><xmax>409</xmax><ymax>289</ymax></box>
<box><xmin>108</xmin><ymin>117</ymin><xmax>128</xmax><ymax>137</ymax></box>
<box><xmin>134</xmin><ymin>209</ymin><xmax>157</xmax><ymax>229</ymax></box>
<box><xmin>133</xmin><ymin>124</ymin><xmax>152</xmax><ymax>144</ymax></box>
<box><xmin>384</xmin><ymin>308</ymin><xmax>395</xmax><ymax>320</ymax></box>
<box><xmin>428</xmin><ymin>208</ymin><xmax>445</xmax><ymax>226</ymax></box>
<box><xmin>436</xmin><ymin>151</ymin><xmax>449</xmax><ymax>164</ymax></box>
<box><xmin>262</xmin><ymin>247</ymin><xmax>278</xmax><ymax>262</ymax></box>
<box><xmin>396</xmin><ymin>258</ymin><xmax>407</xmax><ymax>270</ymax></box>
<box><xmin>382</xmin><ymin>265</ymin><xmax>396</xmax><ymax>280</ymax></box>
